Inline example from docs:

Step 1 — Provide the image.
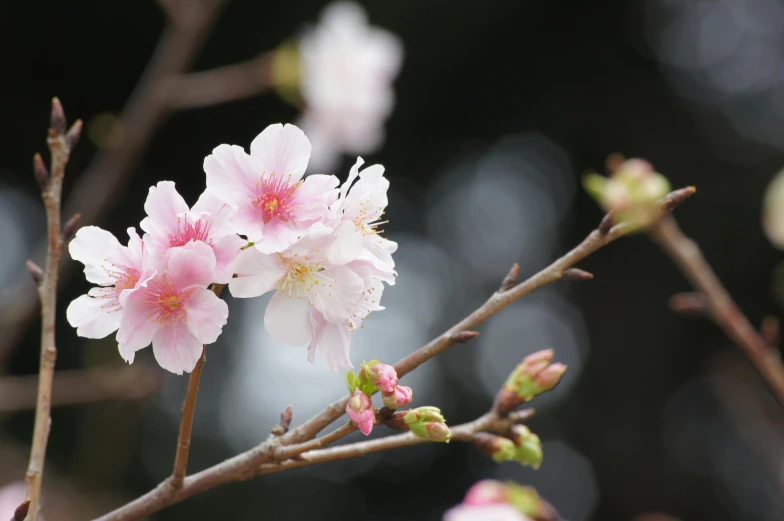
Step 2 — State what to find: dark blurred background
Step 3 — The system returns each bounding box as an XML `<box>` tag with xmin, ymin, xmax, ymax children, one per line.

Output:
<box><xmin>2</xmin><ymin>1</ymin><xmax>784</xmax><ymax>520</ymax></box>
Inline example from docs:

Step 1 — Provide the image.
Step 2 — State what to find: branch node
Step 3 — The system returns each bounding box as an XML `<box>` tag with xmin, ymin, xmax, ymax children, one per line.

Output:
<box><xmin>32</xmin><ymin>153</ymin><xmax>49</xmax><ymax>191</ymax></box>
<box><xmin>60</xmin><ymin>213</ymin><xmax>82</xmax><ymax>242</ymax></box>
<box><xmin>26</xmin><ymin>260</ymin><xmax>44</xmax><ymax>285</ymax></box>
<box><xmin>562</xmin><ymin>268</ymin><xmax>594</xmax><ymax>281</ymax></box>
<box><xmin>271</xmin><ymin>405</ymin><xmax>293</xmax><ymax>436</ymax></box>
<box><xmin>49</xmin><ymin>97</ymin><xmax>66</xmax><ymax>135</ymax></box>
<box><xmin>451</xmin><ymin>330</ymin><xmax>479</xmax><ymax>344</ymax></box>
<box><xmin>499</xmin><ymin>263</ymin><xmax>520</xmax><ymax>292</ymax></box>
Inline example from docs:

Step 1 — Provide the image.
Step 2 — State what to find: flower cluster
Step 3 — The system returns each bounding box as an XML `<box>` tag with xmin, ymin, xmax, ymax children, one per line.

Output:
<box><xmin>67</xmin><ymin>123</ymin><xmax>396</xmax><ymax>374</ymax></box>
<box><xmin>345</xmin><ymin>361</ymin><xmax>413</xmax><ymax>435</ymax></box>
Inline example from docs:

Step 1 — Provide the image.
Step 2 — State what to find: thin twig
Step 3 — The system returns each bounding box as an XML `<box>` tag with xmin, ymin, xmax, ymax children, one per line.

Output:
<box><xmin>91</xmin><ymin>188</ymin><xmax>694</xmax><ymax>521</ymax></box>
<box><xmin>24</xmin><ymin>98</ymin><xmax>81</xmax><ymax>521</ymax></box>
<box><xmin>170</xmin><ymin>283</ymin><xmax>224</xmax><ymax>489</ymax></box>
<box><xmin>167</xmin><ymin>53</ymin><xmax>273</xmax><ymax>109</ymax></box>
<box><xmin>271</xmin><ymin>422</ymin><xmax>357</xmax><ymax>462</ymax></box>
<box><xmin>0</xmin><ymin>0</ymin><xmax>229</xmax><ymax>368</ymax></box>
<box><xmin>0</xmin><ymin>365</ymin><xmax>162</xmax><ymax>413</ymax></box>
<box><xmin>649</xmin><ymin>215</ymin><xmax>784</xmax><ymax>406</ymax></box>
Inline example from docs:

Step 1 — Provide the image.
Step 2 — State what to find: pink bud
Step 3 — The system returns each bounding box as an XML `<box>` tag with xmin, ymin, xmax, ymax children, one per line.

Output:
<box><xmin>346</xmin><ymin>390</ymin><xmax>375</xmax><ymax>436</ymax></box>
<box><xmin>369</xmin><ymin>363</ymin><xmax>398</xmax><ymax>392</ymax></box>
<box><xmin>382</xmin><ymin>385</ymin><xmax>413</xmax><ymax>409</ymax></box>
<box><xmin>463</xmin><ymin>480</ymin><xmax>508</xmax><ymax>506</ymax></box>
<box><xmin>534</xmin><ymin>362</ymin><xmax>567</xmax><ymax>391</ymax></box>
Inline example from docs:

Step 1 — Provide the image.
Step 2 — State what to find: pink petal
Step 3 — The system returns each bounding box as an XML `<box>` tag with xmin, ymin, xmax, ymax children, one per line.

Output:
<box><xmin>309</xmin><ymin>265</ymin><xmax>364</xmax><ymax>324</ymax></box>
<box><xmin>291</xmin><ymin>174</ymin><xmax>340</xmax><ymax>222</ymax></box>
<box><xmin>185</xmin><ymin>287</ymin><xmax>229</xmax><ymax>344</ymax></box>
<box><xmin>116</xmin><ymin>290</ymin><xmax>160</xmax><ymax>352</ymax></box>
<box><xmin>211</xmin><ymin>233</ymin><xmax>246</xmax><ymax>284</ymax></box>
<box><xmin>307</xmin><ymin>308</ymin><xmax>326</xmax><ymax>364</ymax></box>
<box><xmin>229</xmin><ymin>248</ymin><xmax>287</xmax><ymax>298</ymax></box>
<box><xmin>325</xmin><ymin>221</ymin><xmax>363</xmax><ymax>265</ymax></box>
<box><xmin>69</xmin><ymin>226</ymin><xmax>123</xmax><ymax>285</ymax></box>
<box><xmin>316</xmin><ymin>320</ymin><xmax>353</xmax><ymax>372</ymax></box>
<box><xmin>165</xmin><ymin>241</ymin><xmax>216</xmax><ymax>290</ymax></box>
<box><xmin>151</xmin><ymin>323</ymin><xmax>203</xmax><ymax>375</ymax></box>
<box><xmin>249</xmin><ymin>124</ymin><xmax>311</xmax><ymax>182</ymax></box>
<box><xmin>254</xmin><ymin>218</ymin><xmax>306</xmax><ymax>254</ymax></box>
<box><xmin>443</xmin><ymin>504</ymin><xmax>530</xmax><ymax>521</ymax></box>
<box><xmin>231</xmin><ymin>203</ymin><xmax>266</xmax><ymax>242</ymax></box>
<box><xmin>204</xmin><ymin>144</ymin><xmax>260</xmax><ymax>207</ymax></box>
<box><xmin>66</xmin><ymin>294</ymin><xmax>121</xmax><ymax>339</ymax></box>
<box><xmin>142</xmin><ymin>181</ymin><xmax>189</xmax><ymax>235</ymax></box>
<box><xmin>264</xmin><ymin>291</ymin><xmax>312</xmax><ymax>346</ymax></box>
<box><xmin>192</xmin><ymin>190</ymin><xmax>238</xmax><ymax>237</ymax></box>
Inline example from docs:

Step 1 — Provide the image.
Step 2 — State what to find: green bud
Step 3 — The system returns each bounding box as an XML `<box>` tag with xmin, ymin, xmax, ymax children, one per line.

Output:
<box><xmin>511</xmin><ymin>425</ymin><xmax>543</xmax><ymax>469</ymax></box>
<box><xmin>404</xmin><ymin>406</ymin><xmax>445</xmax><ymax>425</ymax></box>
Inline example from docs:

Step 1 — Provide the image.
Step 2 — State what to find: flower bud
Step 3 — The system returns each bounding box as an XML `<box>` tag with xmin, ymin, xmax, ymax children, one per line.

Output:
<box><xmin>473</xmin><ymin>433</ymin><xmax>517</xmax><ymax>463</ymax></box>
<box><xmin>462</xmin><ymin>480</ymin><xmax>509</xmax><ymax>506</ymax></box>
<box><xmin>382</xmin><ymin>385</ymin><xmax>413</xmax><ymax>409</ymax></box>
<box><xmin>494</xmin><ymin>350</ymin><xmax>566</xmax><ymax>415</ymax></box>
<box><xmin>423</xmin><ymin>422</ymin><xmax>452</xmax><ymax>443</ymax></box>
<box><xmin>404</xmin><ymin>406</ymin><xmax>445</xmax><ymax>425</ymax></box>
<box><xmin>346</xmin><ymin>389</ymin><xmax>375</xmax><ymax>436</ymax></box>
<box><xmin>510</xmin><ymin>425</ymin><xmax>543</xmax><ymax>469</ymax></box>
<box><xmin>405</xmin><ymin>406</ymin><xmax>451</xmax><ymax>442</ymax></box>
<box><xmin>367</xmin><ymin>362</ymin><xmax>399</xmax><ymax>392</ymax></box>
<box><xmin>507</xmin><ymin>483</ymin><xmax>561</xmax><ymax>521</ymax></box>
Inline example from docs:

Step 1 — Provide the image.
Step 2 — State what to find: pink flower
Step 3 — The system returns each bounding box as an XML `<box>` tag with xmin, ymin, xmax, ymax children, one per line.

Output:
<box><xmin>443</xmin><ymin>504</ymin><xmax>531</xmax><ymax>521</ymax></box>
<box><xmin>331</xmin><ymin>157</ymin><xmax>396</xmax><ymax>282</ymax></box>
<box><xmin>67</xmin><ymin>226</ymin><xmax>154</xmax><ymax>340</ymax></box>
<box><xmin>346</xmin><ymin>389</ymin><xmax>375</xmax><ymax>435</ymax></box>
<box><xmin>203</xmin><ymin>123</ymin><xmax>339</xmax><ymax>254</ymax></box>
<box><xmin>382</xmin><ymin>385</ymin><xmax>412</xmax><ymax>409</ymax></box>
<box><xmin>116</xmin><ymin>241</ymin><xmax>228</xmax><ymax>374</ymax></box>
<box><xmin>140</xmin><ymin>181</ymin><xmax>244</xmax><ymax>284</ymax></box>
<box><xmin>229</xmin><ymin>221</ymin><xmax>364</xmax><ymax>350</ymax></box>
<box><xmin>463</xmin><ymin>480</ymin><xmax>509</xmax><ymax>506</ymax></box>
<box><xmin>299</xmin><ymin>3</ymin><xmax>403</xmax><ymax>172</ymax></box>
<box><xmin>368</xmin><ymin>362</ymin><xmax>398</xmax><ymax>392</ymax></box>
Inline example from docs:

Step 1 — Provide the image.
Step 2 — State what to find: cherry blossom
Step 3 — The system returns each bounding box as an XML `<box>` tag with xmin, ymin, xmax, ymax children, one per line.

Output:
<box><xmin>116</xmin><ymin>241</ymin><xmax>228</xmax><ymax>375</ymax></box>
<box><xmin>299</xmin><ymin>2</ymin><xmax>403</xmax><ymax>172</ymax></box>
<box><xmin>203</xmin><ymin>123</ymin><xmax>339</xmax><ymax>253</ymax></box>
<box><xmin>67</xmin><ymin>226</ymin><xmax>154</xmax><ymax>340</ymax></box>
<box><xmin>140</xmin><ymin>181</ymin><xmax>244</xmax><ymax>284</ymax></box>
<box><xmin>229</xmin><ymin>221</ymin><xmax>364</xmax><ymax>351</ymax></box>
<box><xmin>346</xmin><ymin>389</ymin><xmax>375</xmax><ymax>435</ymax></box>
<box><xmin>443</xmin><ymin>504</ymin><xmax>531</xmax><ymax>521</ymax></box>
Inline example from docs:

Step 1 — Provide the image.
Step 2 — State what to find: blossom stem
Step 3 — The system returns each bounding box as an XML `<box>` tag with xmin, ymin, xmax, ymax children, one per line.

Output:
<box><xmin>167</xmin><ymin>53</ymin><xmax>274</xmax><ymax>109</ymax></box>
<box><xmin>648</xmin><ymin>215</ymin><xmax>784</xmax><ymax>405</ymax></box>
<box><xmin>90</xmin><ymin>188</ymin><xmax>694</xmax><ymax>521</ymax></box>
<box><xmin>170</xmin><ymin>283</ymin><xmax>225</xmax><ymax>490</ymax></box>
<box><xmin>25</xmin><ymin>98</ymin><xmax>81</xmax><ymax>521</ymax></box>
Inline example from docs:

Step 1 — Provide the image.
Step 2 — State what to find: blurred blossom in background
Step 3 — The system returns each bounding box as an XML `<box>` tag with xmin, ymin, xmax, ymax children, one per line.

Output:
<box><xmin>3</xmin><ymin>1</ymin><xmax>784</xmax><ymax>521</ymax></box>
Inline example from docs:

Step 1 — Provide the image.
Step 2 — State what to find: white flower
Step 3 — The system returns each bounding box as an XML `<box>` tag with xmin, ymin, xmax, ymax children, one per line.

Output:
<box><xmin>299</xmin><ymin>2</ymin><xmax>403</xmax><ymax>172</ymax></box>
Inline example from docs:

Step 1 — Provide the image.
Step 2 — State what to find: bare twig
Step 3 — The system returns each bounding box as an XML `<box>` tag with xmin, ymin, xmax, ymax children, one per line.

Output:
<box><xmin>167</xmin><ymin>53</ymin><xmax>273</xmax><ymax>109</ymax></box>
<box><xmin>24</xmin><ymin>98</ymin><xmax>81</xmax><ymax>521</ymax></box>
<box><xmin>649</xmin><ymin>215</ymin><xmax>784</xmax><ymax>406</ymax></box>
<box><xmin>91</xmin><ymin>188</ymin><xmax>693</xmax><ymax>521</ymax></box>
<box><xmin>0</xmin><ymin>0</ymin><xmax>229</xmax><ymax>368</ymax></box>
<box><xmin>0</xmin><ymin>365</ymin><xmax>162</xmax><ymax>413</ymax></box>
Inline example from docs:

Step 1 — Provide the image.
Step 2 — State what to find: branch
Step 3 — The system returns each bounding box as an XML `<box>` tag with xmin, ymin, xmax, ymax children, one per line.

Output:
<box><xmin>166</xmin><ymin>53</ymin><xmax>273</xmax><ymax>109</ymax></box>
<box><xmin>0</xmin><ymin>365</ymin><xmax>162</xmax><ymax>413</ymax></box>
<box><xmin>0</xmin><ymin>0</ymin><xmax>229</xmax><ymax>368</ymax></box>
<box><xmin>648</xmin><ymin>215</ymin><xmax>784</xmax><ymax>406</ymax></box>
<box><xmin>91</xmin><ymin>188</ymin><xmax>694</xmax><ymax>521</ymax></box>
<box><xmin>24</xmin><ymin>98</ymin><xmax>82</xmax><ymax>521</ymax></box>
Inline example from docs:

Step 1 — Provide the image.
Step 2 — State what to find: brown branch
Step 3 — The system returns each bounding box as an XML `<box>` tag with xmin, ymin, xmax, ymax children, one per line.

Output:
<box><xmin>648</xmin><ymin>215</ymin><xmax>784</xmax><ymax>406</ymax></box>
<box><xmin>167</xmin><ymin>53</ymin><xmax>273</xmax><ymax>109</ymax></box>
<box><xmin>271</xmin><ymin>422</ymin><xmax>357</xmax><ymax>462</ymax></box>
<box><xmin>24</xmin><ymin>98</ymin><xmax>81</xmax><ymax>521</ymax></box>
<box><xmin>91</xmin><ymin>188</ymin><xmax>694</xmax><ymax>521</ymax></box>
<box><xmin>0</xmin><ymin>0</ymin><xmax>229</xmax><ymax>369</ymax></box>
<box><xmin>0</xmin><ymin>365</ymin><xmax>162</xmax><ymax>413</ymax></box>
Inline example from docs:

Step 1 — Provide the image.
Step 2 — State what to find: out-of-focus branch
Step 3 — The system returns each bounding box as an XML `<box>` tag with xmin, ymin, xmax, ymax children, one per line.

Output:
<box><xmin>91</xmin><ymin>188</ymin><xmax>695</xmax><ymax>521</ymax></box>
<box><xmin>0</xmin><ymin>365</ymin><xmax>162</xmax><ymax>413</ymax></box>
<box><xmin>0</xmin><ymin>0</ymin><xmax>229</xmax><ymax>368</ymax></box>
<box><xmin>649</xmin><ymin>215</ymin><xmax>784</xmax><ymax>406</ymax></box>
<box><xmin>25</xmin><ymin>98</ymin><xmax>82</xmax><ymax>521</ymax></box>
<box><xmin>167</xmin><ymin>53</ymin><xmax>273</xmax><ymax>109</ymax></box>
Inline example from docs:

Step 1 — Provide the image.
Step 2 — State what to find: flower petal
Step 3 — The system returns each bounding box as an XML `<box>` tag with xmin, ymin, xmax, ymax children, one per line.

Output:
<box><xmin>309</xmin><ymin>265</ymin><xmax>364</xmax><ymax>323</ymax></box>
<box><xmin>66</xmin><ymin>294</ymin><xmax>121</xmax><ymax>339</ymax></box>
<box><xmin>264</xmin><ymin>291</ymin><xmax>312</xmax><ymax>346</ymax></box>
<box><xmin>211</xmin><ymin>234</ymin><xmax>246</xmax><ymax>284</ymax></box>
<box><xmin>229</xmin><ymin>248</ymin><xmax>287</xmax><ymax>298</ymax></box>
<box><xmin>165</xmin><ymin>241</ymin><xmax>216</xmax><ymax>289</ymax></box>
<box><xmin>142</xmin><ymin>181</ymin><xmax>190</xmax><ymax>235</ymax></box>
<box><xmin>151</xmin><ymin>323</ymin><xmax>203</xmax><ymax>375</ymax></box>
<box><xmin>292</xmin><ymin>174</ymin><xmax>340</xmax><ymax>222</ymax></box>
<box><xmin>325</xmin><ymin>221</ymin><xmax>363</xmax><ymax>265</ymax></box>
<box><xmin>204</xmin><ymin>144</ymin><xmax>259</xmax><ymax>207</ymax></box>
<box><xmin>69</xmin><ymin>226</ymin><xmax>122</xmax><ymax>285</ymax></box>
<box><xmin>192</xmin><ymin>190</ymin><xmax>238</xmax><ymax>237</ymax></box>
<box><xmin>316</xmin><ymin>321</ymin><xmax>353</xmax><ymax>372</ymax></box>
<box><xmin>116</xmin><ymin>290</ymin><xmax>159</xmax><ymax>352</ymax></box>
<box><xmin>249</xmin><ymin>124</ymin><xmax>311</xmax><ymax>182</ymax></box>
<box><xmin>253</xmin><ymin>218</ymin><xmax>306</xmax><ymax>254</ymax></box>
<box><xmin>185</xmin><ymin>287</ymin><xmax>228</xmax><ymax>344</ymax></box>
